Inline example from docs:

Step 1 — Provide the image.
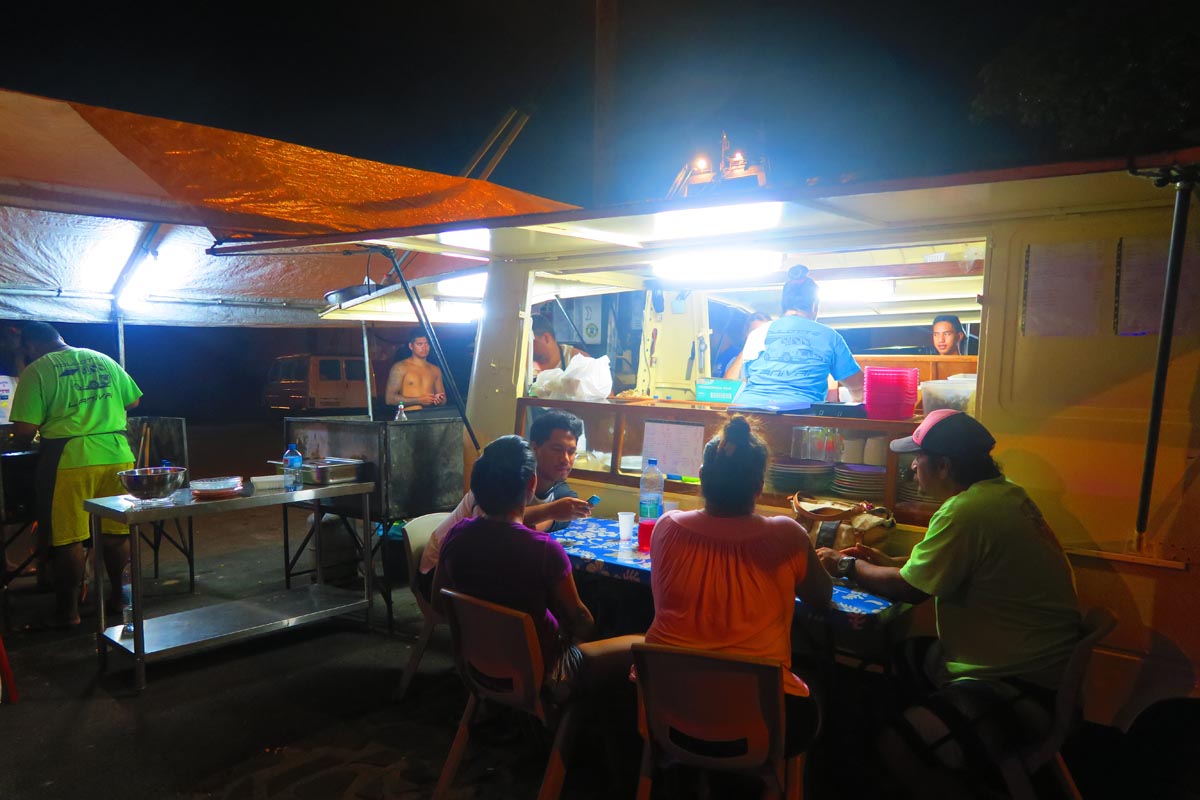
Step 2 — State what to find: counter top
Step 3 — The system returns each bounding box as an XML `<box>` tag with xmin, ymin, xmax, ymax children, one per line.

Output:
<box><xmin>84</xmin><ymin>481</ymin><xmax>376</xmax><ymax>524</ymax></box>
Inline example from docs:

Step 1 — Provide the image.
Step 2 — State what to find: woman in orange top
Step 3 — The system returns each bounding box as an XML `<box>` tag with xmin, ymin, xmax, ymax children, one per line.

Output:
<box><xmin>645</xmin><ymin>415</ymin><xmax>833</xmax><ymax>754</ymax></box>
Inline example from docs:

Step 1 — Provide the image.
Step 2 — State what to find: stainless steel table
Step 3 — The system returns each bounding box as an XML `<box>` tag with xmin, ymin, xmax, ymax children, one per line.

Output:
<box><xmin>85</xmin><ymin>482</ymin><xmax>375</xmax><ymax>689</ymax></box>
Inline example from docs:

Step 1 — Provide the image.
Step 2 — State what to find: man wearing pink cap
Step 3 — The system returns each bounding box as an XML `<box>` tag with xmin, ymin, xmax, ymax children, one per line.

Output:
<box><xmin>817</xmin><ymin>410</ymin><xmax>1082</xmax><ymax>793</ymax></box>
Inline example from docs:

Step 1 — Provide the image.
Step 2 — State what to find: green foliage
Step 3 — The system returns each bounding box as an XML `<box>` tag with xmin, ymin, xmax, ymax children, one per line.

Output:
<box><xmin>972</xmin><ymin>2</ymin><xmax>1200</xmax><ymax>155</ymax></box>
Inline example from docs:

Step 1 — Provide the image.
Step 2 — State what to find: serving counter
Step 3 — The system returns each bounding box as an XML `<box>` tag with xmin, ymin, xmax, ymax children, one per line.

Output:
<box><xmin>516</xmin><ymin>397</ymin><xmax>934</xmax><ymax>526</ymax></box>
<box><xmin>86</xmin><ymin>482</ymin><xmax>374</xmax><ymax>689</ymax></box>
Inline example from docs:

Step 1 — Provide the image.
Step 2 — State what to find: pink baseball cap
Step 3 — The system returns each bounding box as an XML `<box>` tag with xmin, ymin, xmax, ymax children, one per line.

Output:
<box><xmin>890</xmin><ymin>409</ymin><xmax>995</xmax><ymax>459</ymax></box>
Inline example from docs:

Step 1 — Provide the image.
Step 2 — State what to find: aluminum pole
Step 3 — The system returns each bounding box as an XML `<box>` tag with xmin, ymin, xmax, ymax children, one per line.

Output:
<box><xmin>361</xmin><ymin>320</ymin><xmax>375</xmax><ymax>421</ymax></box>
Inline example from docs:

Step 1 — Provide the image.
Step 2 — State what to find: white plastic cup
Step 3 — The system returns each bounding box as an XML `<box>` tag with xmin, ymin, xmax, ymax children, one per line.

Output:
<box><xmin>662</xmin><ymin>501</ymin><xmax>680</xmax><ymax>513</ymax></box>
<box><xmin>617</xmin><ymin>512</ymin><xmax>635</xmax><ymax>543</ymax></box>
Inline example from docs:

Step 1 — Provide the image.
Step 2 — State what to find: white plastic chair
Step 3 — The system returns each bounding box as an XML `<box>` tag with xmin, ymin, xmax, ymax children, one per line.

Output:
<box><xmin>396</xmin><ymin>512</ymin><xmax>449</xmax><ymax>700</ymax></box>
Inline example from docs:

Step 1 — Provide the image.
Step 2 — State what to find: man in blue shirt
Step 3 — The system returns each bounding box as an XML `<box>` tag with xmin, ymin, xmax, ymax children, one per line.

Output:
<box><xmin>733</xmin><ymin>265</ymin><xmax>863</xmax><ymax>408</ymax></box>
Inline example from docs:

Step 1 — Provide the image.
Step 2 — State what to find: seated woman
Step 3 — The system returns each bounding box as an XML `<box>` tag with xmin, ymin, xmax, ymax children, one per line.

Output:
<box><xmin>732</xmin><ymin>264</ymin><xmax>864</xmax><ymax>408</ymax></box>
<box><xmin>432</xmin><ymin>435</ymin><xmax>641</xmax><ymax>698</ymax></box>
<box><xmin>645</xmin><ymin>415</ymin><xmax>833</xmax><ymax>754</ymax></box>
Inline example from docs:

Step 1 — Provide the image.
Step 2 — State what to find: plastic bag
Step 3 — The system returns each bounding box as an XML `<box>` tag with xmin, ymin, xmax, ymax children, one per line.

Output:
<box><xmin>534</xmin><ymin>355</ymin><xmax>612</xmax><ymax>402</ymax></box>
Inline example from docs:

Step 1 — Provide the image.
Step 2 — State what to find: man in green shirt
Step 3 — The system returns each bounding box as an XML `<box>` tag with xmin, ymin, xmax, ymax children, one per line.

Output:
<box><xmin>817</xmin><ymin>410</ymin><xmax>1081</xmax><ymax>793</ymax></box>
<box><xmin>11</xmin><ymin>322</ymin><xmax>143</xmax><ymax>628</ymax></box>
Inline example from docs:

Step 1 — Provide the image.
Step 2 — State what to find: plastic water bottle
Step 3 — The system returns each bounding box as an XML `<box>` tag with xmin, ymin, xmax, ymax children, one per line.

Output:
<box><xmin>638</xmin><ymin>457</ymin><xmax>664</xmax><ymax>521</ymax></box>
<box><xmin>282</xmin><ymin>443</ymin><xmax>303</xmax><ymax>491</ymax></box>
<box><xmin>120</xmin><ymin>561</ymin><xmax>134</xmax><ymax>637</ymax></box>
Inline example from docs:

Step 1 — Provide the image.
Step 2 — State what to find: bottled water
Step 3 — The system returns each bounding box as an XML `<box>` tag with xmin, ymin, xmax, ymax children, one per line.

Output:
<box><xmin>282</xmin><ymin>443</ymin><xmax>303</xmax><ymax>491</ymax></box>
<box><xmin>638</xmin><ymin>457</ymin><xmax>664</xmax><ymax>521</ymax></box>
<box><xmin>120</xmin><ymin>561</ymin><xmax>134</xmax><ymax>637</ymax></box>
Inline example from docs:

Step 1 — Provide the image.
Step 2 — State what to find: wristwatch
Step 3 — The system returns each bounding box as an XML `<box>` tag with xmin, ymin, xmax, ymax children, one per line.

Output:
<box><xmin>836</xmin><ymin>556</ymin><xmax>857</xmax><ymax>581</ymax></box>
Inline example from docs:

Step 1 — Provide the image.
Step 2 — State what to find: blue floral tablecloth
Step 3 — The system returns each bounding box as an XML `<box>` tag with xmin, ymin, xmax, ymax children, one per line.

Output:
<box><xmin>552</xmin><ymin>517</ymin><xmax>898</xmax><ymax>630</ymax></box>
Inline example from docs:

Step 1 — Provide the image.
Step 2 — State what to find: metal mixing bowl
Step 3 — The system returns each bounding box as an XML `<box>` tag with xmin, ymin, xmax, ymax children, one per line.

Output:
<box><xmin>117</xmin><ymin>466</ymin><xmax>189</xmax><ymax>500</ymax></box>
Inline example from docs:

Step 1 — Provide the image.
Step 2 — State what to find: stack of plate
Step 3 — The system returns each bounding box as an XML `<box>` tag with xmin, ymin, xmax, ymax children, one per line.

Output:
<box><xmin>897</xmin><ymin>480</ymin><xmax>939</xmax><ymax>506</ymax></box>
<box><xmin>191</xmin><ymin>476</ymin><xmax>244</xmax><ymax>500</ymax></box>
<box><xmin>832</xmin><ymin>464</ymin><xmax>886</xmax><ymax>500</ymax></box>
<box><xmin>767</xmin><ymin>458</ymin><xmax>834</xmax><ymax>494</ymax></box>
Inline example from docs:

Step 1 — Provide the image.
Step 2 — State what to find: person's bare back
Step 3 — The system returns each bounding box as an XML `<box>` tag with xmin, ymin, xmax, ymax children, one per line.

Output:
<box><xmin>386</xmin><ymin>334</ymin><xmax>446</xmax><ymax>409</ymax></box>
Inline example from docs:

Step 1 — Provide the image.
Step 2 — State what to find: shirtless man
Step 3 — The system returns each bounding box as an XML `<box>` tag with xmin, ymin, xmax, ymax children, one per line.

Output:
<box><xmin>385</xmin><ymin>328</ymin><xmax>446</xmax><ymax>411</ymax></box>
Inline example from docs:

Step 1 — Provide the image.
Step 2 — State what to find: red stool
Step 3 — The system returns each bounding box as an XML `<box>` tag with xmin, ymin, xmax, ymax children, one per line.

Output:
<box><xmin>0</xmin><ymin>631</ymin><xmax>17</xmax><ymax>703</ymax></box>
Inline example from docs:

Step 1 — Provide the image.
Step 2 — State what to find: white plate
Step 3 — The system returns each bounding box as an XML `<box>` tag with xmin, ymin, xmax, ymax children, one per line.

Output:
<box><xmin>190</xmin><ymin>476</ymin><xmax>243</xmax><ymax>491</ymax></box>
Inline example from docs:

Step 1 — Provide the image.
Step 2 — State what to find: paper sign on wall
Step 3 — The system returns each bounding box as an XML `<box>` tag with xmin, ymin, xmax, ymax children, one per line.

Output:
<box><xmin>1115</xmin><ymin>236</ymin><xmax>1200</xmax><ymax>336</ymax></box>
<box><xmin>642</xmin><ymin>420</ymin><xmax>705</xmax><ymax>479</ymax></box>
<box><xmin>1021</xmin><ymin>242</ymin><xmax>1107</xmax><ymax>336</ymax></box>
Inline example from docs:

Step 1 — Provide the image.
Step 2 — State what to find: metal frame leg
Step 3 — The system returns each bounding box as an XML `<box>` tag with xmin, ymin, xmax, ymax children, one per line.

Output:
<box><xmin>362</xmin><ymin>494</ymin><xmax>372</xmax><ymax>620</ymax></box>
<box><xmin>282</xmin><ymin>506</ymin><xmax>291</xmax><ymax>589</ymax></box>
<box><xmin>92</xmin><ymin>514</ymin><xmax>107</xmax><ymax>672</ymax></box>
<box><xmin>130</xmin><ymin>522</ymin><xmax>146</xmax><ymax>690</ymax></box>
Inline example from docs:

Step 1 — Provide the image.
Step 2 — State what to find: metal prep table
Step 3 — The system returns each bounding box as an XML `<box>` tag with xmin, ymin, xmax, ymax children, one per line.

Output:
<box><xmin>85</xmin><ymin>481</ymin><xmax>374</xmax><ymax>689</ymax></box>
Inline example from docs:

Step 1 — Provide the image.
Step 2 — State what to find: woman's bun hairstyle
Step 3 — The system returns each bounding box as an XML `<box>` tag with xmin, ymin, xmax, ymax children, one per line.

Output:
<box><xmin>702</xmin><ymin>415</ymin><xmax>769</xmax><ymax>514</ymax></box>
<box><xmin>786</xmin><ymin>264</ymin><xmax>811</xmax><ymax>283</ymax></box>
<box><xmin>781</xmin><ymin>263</ymin><xmax>819</xmax><ymax>314</ymax></box>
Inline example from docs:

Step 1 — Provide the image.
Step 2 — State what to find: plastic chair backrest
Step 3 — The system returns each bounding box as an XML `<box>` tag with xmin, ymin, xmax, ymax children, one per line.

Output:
<box><xmin>632</xmin><ymin>642</ymin><xmax>785</xmax><ymax>771</ymax></box>
<box><xmin>1026</xmin><ymin>606</ymin><xmax>1116</xmax><ymax>768</ymax></box>
<box><xmin>403</xmin><ymin>512</ymin><xmax>449</xmax><ymax>616</ymax></box>
<box><xmin>440</xmin><ymin>588</ymin><xmax>546</xmax><ymax>721</ymax></box>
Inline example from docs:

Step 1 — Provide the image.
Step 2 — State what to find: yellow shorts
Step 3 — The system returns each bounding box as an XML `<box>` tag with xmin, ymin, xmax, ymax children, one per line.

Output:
<box><xmin>51</xmin><ymin>463</ymin><xmax>133</xmax><ymax>547</ymax></box>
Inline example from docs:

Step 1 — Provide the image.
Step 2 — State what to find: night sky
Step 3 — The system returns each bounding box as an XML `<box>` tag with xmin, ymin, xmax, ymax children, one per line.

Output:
<box><xmin>3</xmin><ymin>1</ymin><xmax>1073</xmax><ymax>206</ymax></box>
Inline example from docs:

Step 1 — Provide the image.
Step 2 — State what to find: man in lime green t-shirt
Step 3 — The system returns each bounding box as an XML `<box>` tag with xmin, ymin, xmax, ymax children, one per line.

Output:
<box><xmin>11</xmin><ymin>322</ymin><xmax>142</xmax><ymax>628</ymax></box>
<box><xmin>816</xmin><ymin>410</ymin><xmax>1082</xmax><ymax>794</ymax></box>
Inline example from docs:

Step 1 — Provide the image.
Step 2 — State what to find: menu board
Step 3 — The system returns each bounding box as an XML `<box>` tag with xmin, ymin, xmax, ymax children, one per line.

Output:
<box><xmin>1021</xmin><ymin>242</ymin><xmax>1107</xmax><ymax>336</ymax></box>
<box><xmin>1115</xmin><ymin>236</ymin><xmax>1200</xmax><ymax>336</ymax></box>
<box><xmin>642</xmin><ymin>420</ymin><xmax>705</xmax><ymax>479</ymax></box>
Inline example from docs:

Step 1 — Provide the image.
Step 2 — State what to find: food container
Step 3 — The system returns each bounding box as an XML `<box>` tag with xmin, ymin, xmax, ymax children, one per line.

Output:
<box><xmin>269</xmin><ymin>457</ymin><xmax>363</xmax><ymax>485</ymax></box>
<box><xmin>118</xmin><ymin>466</ymin><xmax>189</xmax><ymax>500</ymax></box>
<box><xmin>920</xmin><ymin>377</ymin><xmax>977</xmax><ymax>416</ymax></box>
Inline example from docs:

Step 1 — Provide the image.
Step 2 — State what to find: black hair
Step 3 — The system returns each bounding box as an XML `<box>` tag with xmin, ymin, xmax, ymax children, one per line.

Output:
<box><xmin>780</xmin><ymin>264</ymin><xmax>819</xmax><ymax>315</ymax></box>
<box><xmin>470</xmin><ymin>435</ymin><xmax>537</xmax><ymax>515</ymax></box>
<box><xmin>700</xmin><ymin>415</ymin><xmax>769</xmax><ymax>516</ymax></box>
<box><xmin>932</xmin><ymin>315</ymin><xmax>965</xmax><ymax>334</ymax></box>
<box><xmin>531</xmin><ymin>315</ymin><xmax>555</xmax><ymax>338</ymax></box>
<box><xmin>407</xmin><ymin>327</ymin><xmax>430</xmax><ymax>346</ymax></box>
<box><xmin>528</xmin><ymin>410</ymin><xmax>583</xmax><ymax>445</ymax></box>
<box><xmin>20</xmin><ymin>321</ymin><xmax>63</xmax><ymax>348</ymax></box>
<box><xmin>924</xmin><ymin>451</ymin><xmax>1002</xmax><ymax>488</ymax></box>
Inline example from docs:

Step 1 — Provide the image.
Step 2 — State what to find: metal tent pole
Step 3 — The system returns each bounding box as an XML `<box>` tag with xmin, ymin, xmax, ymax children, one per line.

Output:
<box><xmin>116</xmin><ymin>315</ymin><xmax>126</xmax><ymax>370</ymax></box>
<box><xmin>361</xmin><ymin>320</ymin><xmax>375</xmax><ymax>421</ymax></box>
<box><xmin>1134</xmin><ymin>167</ymin><xmax>1196</xmax><ymax>543</ymax></box>
<box><xmin>382</xmin><ymin>250</ymin><xmax>481</xmax><ymax>454</ymax></box>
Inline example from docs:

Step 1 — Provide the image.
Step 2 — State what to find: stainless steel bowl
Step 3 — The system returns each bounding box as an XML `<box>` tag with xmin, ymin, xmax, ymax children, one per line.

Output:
<box><xmin>117</xmin><ymin>466</ymin><xmax>189</xmax><ymax>500</ymax></box>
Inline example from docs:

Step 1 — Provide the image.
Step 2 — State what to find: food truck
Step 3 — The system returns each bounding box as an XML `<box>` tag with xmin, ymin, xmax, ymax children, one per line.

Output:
<box><xmin>214</xmin><ymin>149</ymin><xmax>1200</xmax><ymax>731</ymax></box>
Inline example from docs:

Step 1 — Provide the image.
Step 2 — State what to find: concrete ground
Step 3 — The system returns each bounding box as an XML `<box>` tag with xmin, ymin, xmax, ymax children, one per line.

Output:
<box><xmin>0</xmin><ymin>422</ymin><xmax>1169</xmax><ymax>798</ymax></box>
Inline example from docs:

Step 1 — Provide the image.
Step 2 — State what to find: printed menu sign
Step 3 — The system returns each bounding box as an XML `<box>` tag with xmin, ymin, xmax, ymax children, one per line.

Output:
<box><xmin>642</xmin><ymin>420</ymin><xmax>705</xmax><ymax>479</ymax></box>
<box><xmin>1116</xmin><ymin>236</ymin><xmax>1200</xmax><ymax>336</ymax></box>
<box><xmin>1022</xmin><ymin>242</ymin><xmax>1107</xmax><ymax>336</ymax></box>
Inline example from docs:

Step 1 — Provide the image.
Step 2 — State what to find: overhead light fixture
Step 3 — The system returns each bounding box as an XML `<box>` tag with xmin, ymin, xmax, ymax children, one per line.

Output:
<box><xmin>651</xmin><ymin>201</ymin><xmax>784</xmax><ymax>241</ymax></box>
<box><xmin>435</xmin><ymin>300</ymin><xmax>484</xmax><ymax>322</ymax></box>
<box><xmin>436</xmin><ymin>272</ymin><xmax>488</xmax><ymax>298</ymax></box>
<box><xmin>817</xmin><ymin>279</ymin><xmax>895</xmax><ymax>304</ymax></box>
<box><xmin>438</xmin><ymin>228</ymin><xmax>491</xmax><ymax>252</ymax></box>
<box><xmin>694</xmin><ymin>157</ymin><xmax>709</xmax><ymax>171</ymax></box>
<box><xmin>652</xmin><ymin>250</ymin><xmax>784</xmax><ymax>283</ymax></box>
